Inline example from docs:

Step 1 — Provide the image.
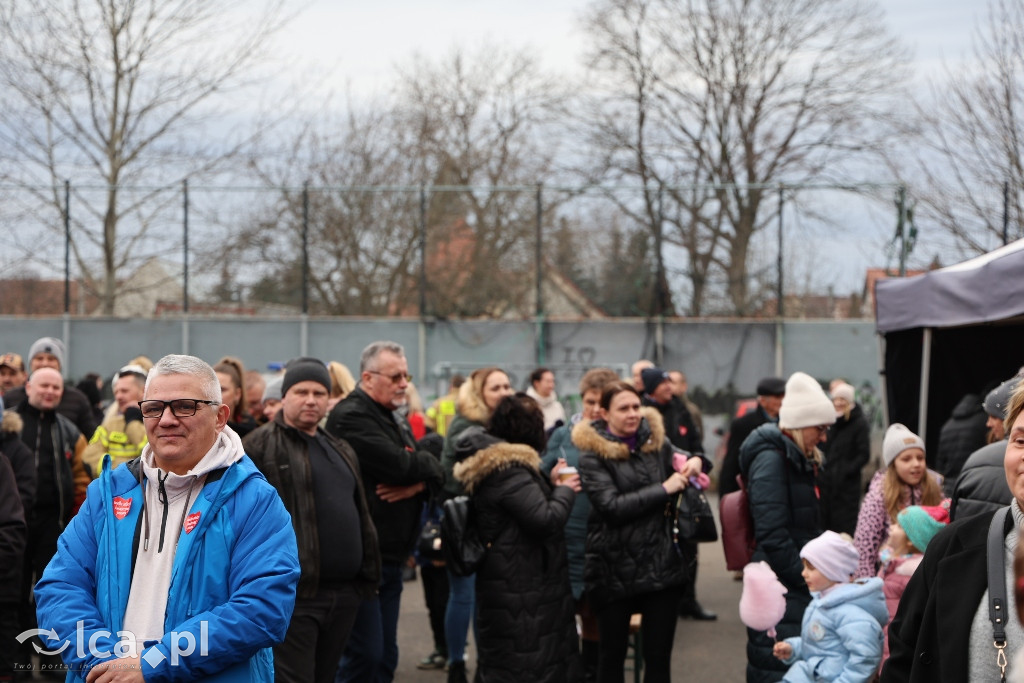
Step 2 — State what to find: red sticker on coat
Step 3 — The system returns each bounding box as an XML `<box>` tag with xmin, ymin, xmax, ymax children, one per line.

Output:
<box><xmin>678</xmin><ymin>426</ymin><xmax>688</xmax><ymax>436</ymax></box>
<box><xmin>113</xmin><ymin>497</ymin><xmax>132</xmax><ymax>519</ymax></box>
<box><xmin>184</xmin><ymin>512</ymin><xmax>201</xmax><ymax>534</ymax></box>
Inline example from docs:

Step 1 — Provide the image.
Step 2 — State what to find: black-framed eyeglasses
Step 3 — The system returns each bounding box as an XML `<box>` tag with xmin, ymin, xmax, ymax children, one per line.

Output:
<box><xmin>138</xmin><ymin>399</ymin><xmax>220</xmax><ymax>419</ymax></box>
<box><xmin>367</xmin><ymin>370</ymin><xmax>412</xmax><ymax>384</ymax></box>
<box><xmin>811</xmin><ymin>424</ymin><xmax>830</xmax><ymax>435</ymax></box>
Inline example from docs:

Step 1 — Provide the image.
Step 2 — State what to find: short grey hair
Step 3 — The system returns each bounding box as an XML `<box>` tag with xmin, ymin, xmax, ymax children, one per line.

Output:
<box><xmin>145</xmin><ymin>354</ymin><xmax>221</xmax><ymax>402</ymax></box>
<box><xmin>360</xmin><ymin>341</ymin><xmax>405</xmax><ymax>373</ymax></box>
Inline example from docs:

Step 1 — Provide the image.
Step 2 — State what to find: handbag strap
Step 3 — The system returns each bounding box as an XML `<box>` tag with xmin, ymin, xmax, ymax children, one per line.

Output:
<box><xmin>987</xmin><ymin>506</ymin><xmax>1011</xmax><ymax>682</ymax></box>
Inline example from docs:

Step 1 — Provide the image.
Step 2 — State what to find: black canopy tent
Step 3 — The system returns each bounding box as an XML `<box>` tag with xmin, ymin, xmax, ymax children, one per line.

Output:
<box><xmin>875</xmin><ymin>239</ymin><xmax>1024</xmax><ymax>461</ymax></box>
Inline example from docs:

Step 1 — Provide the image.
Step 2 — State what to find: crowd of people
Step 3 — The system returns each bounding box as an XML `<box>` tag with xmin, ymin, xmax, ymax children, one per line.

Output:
<box><xmin>2</xmin><ymin>334</ymin><xmax>1024</xmax><ymax>682</ymax></box>
<box><xmin>726</xmin><ymin>367</ymin><xmax>1024</xmax><ymax>682</ymax></box>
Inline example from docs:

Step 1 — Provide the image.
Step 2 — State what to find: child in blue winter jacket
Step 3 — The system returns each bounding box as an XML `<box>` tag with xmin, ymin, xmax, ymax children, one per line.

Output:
<box><xmin>772</xmin><ymin>530</ymin><xmax>888</xmax><ymax>683</ymax></box>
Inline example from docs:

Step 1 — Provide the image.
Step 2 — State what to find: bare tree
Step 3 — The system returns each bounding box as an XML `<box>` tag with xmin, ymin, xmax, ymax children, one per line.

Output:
<box><xmin>232</xmin><ymin>46</ymin><xmax>573</xmax><ymax>318</ymax></box>
<box><xmin>0</xmin><ymin>0</ymin><xmax>293</xmax><ymax>314</ymax></box>
<box><xmin>907</xmin><ymin>0</ymin><xmax>1024</xmax><ymax>258</ymax></box>
<box><xmin>238</xmin><ymin>105</ymin><xmax>425</xmax><ymax>315</ymax></box>
<box><xmin>580</xmin><ymin>0</ymin><xmax>911</xmax><ymax>315</ymax></box>
<box><xmin>393</xmin><ymin>46</ymin><xmax>569</xmax><ymax>317</ymax></box>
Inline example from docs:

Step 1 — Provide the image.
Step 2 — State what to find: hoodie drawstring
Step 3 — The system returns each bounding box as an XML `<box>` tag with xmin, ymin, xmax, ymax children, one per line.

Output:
<box><xmin>143</xmin><ymin>471</ymin><xmax>197</xmax><ymax>553</ymax></box>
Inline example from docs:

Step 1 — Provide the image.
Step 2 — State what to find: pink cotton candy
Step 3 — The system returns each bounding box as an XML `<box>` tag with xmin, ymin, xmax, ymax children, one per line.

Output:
<box><xmin>672</xmin><ymin>451</ymin><xmax>690</xmax><ymax>473</ymax></box>
<box><xmin>739</xmin><ymin>561</ymin><xmax>788</xmax><ymax>639</ymax></box>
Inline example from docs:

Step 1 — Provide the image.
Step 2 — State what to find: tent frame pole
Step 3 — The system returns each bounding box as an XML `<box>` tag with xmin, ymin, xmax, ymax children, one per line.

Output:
<box><xmin>918</xmin><ymin>327</ymin><xmax>932</xmax><ymax>437</ymax></box>
<box><xmin>877</xmin><ymin>332</ymin><xmax>889</xmax><ymax>431</ymax></box>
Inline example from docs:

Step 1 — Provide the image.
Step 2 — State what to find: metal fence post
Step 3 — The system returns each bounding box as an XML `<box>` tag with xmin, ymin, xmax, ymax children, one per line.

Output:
<box><xmin>63</xmin><ymin>180</ymin><xmax>71</xmax><ymax>315</ymax></box>
<box><xmin>535</xmin><ymin>184</ymin><xmax>545</xmax><ymax>365</ymax></box>
<box><xmin>300</xmin><ymin>181</ymin><xmax>310</xmax><ymax>356</ymax></box>
<box><xmin>420</xmin><ymin>185</ymin><xmax>428</xmax><ymax>318</ymax></box>
<box><xmin>777</xmin><ymin>185</ymin><xmax>784</xmax><ymax>318</ymax></box>
<box><xmin>182</xmin><ymin>178</ymin><xmax>190</xmax><ymax>353</ymax></box>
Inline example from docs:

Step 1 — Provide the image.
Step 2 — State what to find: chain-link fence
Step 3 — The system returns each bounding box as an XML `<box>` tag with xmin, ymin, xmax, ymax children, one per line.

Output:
<box><xmin>2</xmin><ymin>180</ymin><xmax>1016</xmax><ymax>320</ymax></box>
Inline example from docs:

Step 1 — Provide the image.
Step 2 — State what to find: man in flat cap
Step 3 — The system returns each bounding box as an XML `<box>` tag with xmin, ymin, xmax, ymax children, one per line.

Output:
<box><xmin>718</xmin><ymin>377</ymin><xmax>786</xmax><ymax>499</ymax></box>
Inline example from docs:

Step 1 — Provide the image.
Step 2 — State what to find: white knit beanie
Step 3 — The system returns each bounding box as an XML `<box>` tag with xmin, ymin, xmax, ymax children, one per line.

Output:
<box><xmin>831</xmin><ymin>382</ymin><xmax>855</xmax><ymax>405</ymax></box>
<box><xmin>778</xmin><ymin>372</ymin><xmax>836</xmax><ymax>430</ymax></box>
<box><xmin>882</xmin><ymin>423</ymin><xmax>925</xmax><ymax>468</ymax></box>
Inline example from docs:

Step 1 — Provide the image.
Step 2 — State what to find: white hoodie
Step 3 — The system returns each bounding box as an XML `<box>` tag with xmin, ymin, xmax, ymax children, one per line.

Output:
<box><xmin>122</xmin><ymin>427</ymin><xmax>245</xmax><ymax>644</ymax></box>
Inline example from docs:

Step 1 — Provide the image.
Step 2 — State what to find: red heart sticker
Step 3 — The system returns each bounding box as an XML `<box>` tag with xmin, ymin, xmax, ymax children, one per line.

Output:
<box><xmin>113</xmin><ymin>497</ymin><xmax>132</xmax><ymax>520</ymax></box>
<box><xmin>184</xmin><ymin>512</ymin><xmax>201</xmax><ymax>534</ymax></box>
<box><xmin>679</xmin><ymin>426</ymin><xmax>688</xmax><ymax>436</ymax></box>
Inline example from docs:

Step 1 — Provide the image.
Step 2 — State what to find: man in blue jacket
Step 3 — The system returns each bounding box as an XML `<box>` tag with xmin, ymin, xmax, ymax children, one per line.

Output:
<box><xmin>35</xmin><ymin>354</ymin><xmax>300</xmax><ymax>682</ymax></box>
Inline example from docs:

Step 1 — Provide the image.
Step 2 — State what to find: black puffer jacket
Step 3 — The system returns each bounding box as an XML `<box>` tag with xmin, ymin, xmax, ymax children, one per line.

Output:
<box><xmin>718</xmin><ymin>406</ymin><xmax>772</xmax><ymax>497</ymax></box>
<box><xmin>453</xmin><ymin>428</ymin><xmax>580</xmax><ymax>683</ymax></box>
<box><xmin>642</xmin><ymin>395</ymin><xmax>703</xmax><ymax>455</ymax></box>
<box><xmin>572</xmin><ymin>407</ymin><xmax>686</xmax><ymax>608</ymax></box>
<box><xmin>0</xmin><ymin>451</ymin><xmax>25</xmax><ymax>604</ymax></box>
<box><xmin>818</xmin><ymin>404</ymin><xmax>870</xmax><ymax>535</ymax></box>
<box><xmin>1</xmin><ymin>409</ymin><xmax>36</xmax><ymax>516</ymax></box>
<box><xmin>950</xmin><ymin>440</ymin><xmax>1012</xmax><ymax>521</ymax></box>
<box><xmin>935</xmin><ymin>393</ymin><xmax>989</xmax><ymax>495</ymax></box>
<box><xmin>739</xmin><ymin>423</ymin><xmax>821</xmax><ymax>683</ymax></box>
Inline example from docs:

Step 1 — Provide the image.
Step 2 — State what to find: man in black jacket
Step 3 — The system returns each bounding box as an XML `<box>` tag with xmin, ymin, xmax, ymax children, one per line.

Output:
<box><xmin>327</xmin><ymin>341</ymin><xmax>444</xmax><ymax>683</ymax></box>
<box><xmin>640</xmin><ymin>367</ymin><xmax>703</xmax><ymax>456</ymax></box>
<box><xmin>0</xmin><ymin>414</ymin><xmax>27</xmax><ymax>682</ymax></box>
<box><xmin>718</xmin><ymin>377</ymin><xmax>786</xmax><ymax>498</ymax></box>
<box><xmin>950</xmin><ymin>376</ymin><xmax>1019</xmax><ymax>520</ymax></box>
<box><xmin>639</xmin><ymin>366</ymin><xmax>715</xmax><ymax>621</ymax></box>
<box><xmin>245</xmin><ymin>357</ymin><xmax>381</xmax><ymax>683</ymax></box>
<box><xmin>10</xmin><ymin>367</ymin><xmax>88</xmax><ymax>673</ymax></box>
<box><xmin>1</xmin><ymin>337</ymin><xmax>97</xmax><ymax>439</ymax></box>
<box><xmin>934</xmin><ymin>391</ymin><xmax>989</xmax><ymax>494</ymax></box>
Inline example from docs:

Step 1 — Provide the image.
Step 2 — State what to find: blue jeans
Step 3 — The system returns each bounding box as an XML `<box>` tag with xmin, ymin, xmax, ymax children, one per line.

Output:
<box><xmin>335</xmin><ymin>563</ymin><xmax>404</xmax><ymax>683</ymax></box>
<box><xmin>444</xmin><ymin>569</ymin><xmax>476</xmax><ymax>664</ymax></box>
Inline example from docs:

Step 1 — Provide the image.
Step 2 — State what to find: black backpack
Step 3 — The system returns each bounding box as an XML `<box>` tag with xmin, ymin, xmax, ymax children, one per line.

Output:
<box><xmin>441</xmin><ymin>495</ymin><xmax>487</xmax><ymax>576</ymax></box>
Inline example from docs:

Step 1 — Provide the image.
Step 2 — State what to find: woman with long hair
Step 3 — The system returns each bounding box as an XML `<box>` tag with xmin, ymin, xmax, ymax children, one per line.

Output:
<box><xmin>326</xmin><ymin>361</ymin><xmax>356</xmax><ymax>413</ymax></box>
<box><xmin>214</xmin><ymin>356</ymin><xmax>258</xmax><ymax>438</ymax></box>
<box><xmin>572</xmin><ymin>380</ymin><xmax>708</xmax><ymax>683</ymax></box>
<box><xmin>452</xmin><ymin>393</ymin><xmax>581</xmax><ymax>682</ymax></box>
<box><xmin>439</xmin><ymin>367</ymin><xmax>515</xmax><ymax>683</ymax></box>
<box><xmin>853</xmin><ymin>423</ymin><xmax>943</xmax><ymax>578</ymax></box>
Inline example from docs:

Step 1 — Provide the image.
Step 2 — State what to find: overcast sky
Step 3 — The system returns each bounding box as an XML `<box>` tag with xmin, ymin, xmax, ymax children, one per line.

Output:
<box><xmin>280</xmin><ymin>0</ymin><xmax>984</xmax><ymax>96</ymax></box>
<box><xmin>266</xmin><ymin>1</ymin><xmax>991</xmax><ymax>295</ymax></box>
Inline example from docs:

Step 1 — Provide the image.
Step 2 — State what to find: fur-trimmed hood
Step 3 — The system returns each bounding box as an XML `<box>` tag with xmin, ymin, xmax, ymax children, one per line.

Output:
<box><xmin>1</xmin><ymin>409</ymin><xmax>23</xmax><ymax>436</ymax></box>
<box><xmin>570</xmin><ymin>406</ymin><xmax>665</xmax><ymax>461</ymax></box>
<box><xmin>456</xmin><ymin>376</ymin><xmax>492</xmax><ymax>424</ymax></box>
<box><xmin>453</xmin><ymin>440</ymin><xmax>542</xmax><ymax>494</ymax></box>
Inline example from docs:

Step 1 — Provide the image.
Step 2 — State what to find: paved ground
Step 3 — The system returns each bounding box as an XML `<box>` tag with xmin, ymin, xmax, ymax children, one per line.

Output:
<box><xmin>394</xmin><ymin>492</ymin><xmax>747</xmax><ymax>682</ymax></box>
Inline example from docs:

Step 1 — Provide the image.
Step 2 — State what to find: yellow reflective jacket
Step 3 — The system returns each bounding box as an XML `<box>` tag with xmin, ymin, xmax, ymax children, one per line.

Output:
<box><xmin>82</xmin><ymin>414</ymin><xmax>147</xmax><ymax>478</ymax></box>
